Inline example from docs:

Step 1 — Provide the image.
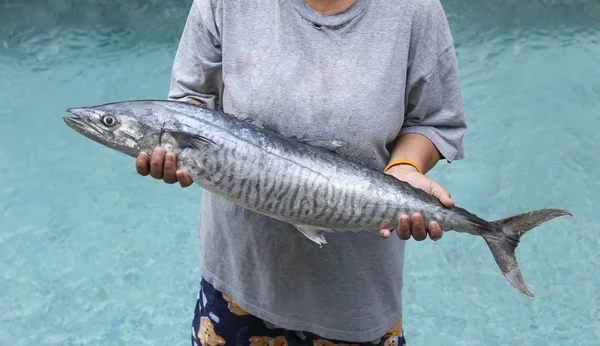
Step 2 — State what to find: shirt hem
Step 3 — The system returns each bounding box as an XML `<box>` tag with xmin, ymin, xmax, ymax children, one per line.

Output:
<box><xmin>200</xmin><ymin>265</ymin><xmax>402</xmax><ymax>343</ymax></box>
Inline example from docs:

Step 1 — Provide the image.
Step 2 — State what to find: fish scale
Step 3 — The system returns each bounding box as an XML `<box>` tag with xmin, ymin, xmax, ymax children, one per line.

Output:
<box><xmin>183</xmin><ymin>121</ymin><xmax>386</xmax><ymax>230</ymax></box>
<box><xmin>63</xmin><ymin>99</ymin><xmax>573</xmax><ymax>298</ymax></box>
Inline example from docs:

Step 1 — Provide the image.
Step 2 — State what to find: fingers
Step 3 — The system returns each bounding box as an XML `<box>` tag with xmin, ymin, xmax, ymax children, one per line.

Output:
<box><xmin>431</xmin><ymin>182</ymin><xmax>454</xmax><ymax>207</ymax></box>
<box><xmin>163</xmin><ymin>152</ymin><xmax>178</xmax><ymax>184</ymax></box>
<box><xmin>150</xmin><ymin>147</ymin><xmax>165</xmax><ymax>179</ymax></box>
<box><xmin>176</xmin><ymin>170</ymin><xmax>193</xmax><ymax>188</ymax></box>
<box><xmin>135</xmin><ymin>147</ymin><xmax>192</xmax><ymax>188</ymax></box>
<box><xmin>393</xmin><ymin>213</ymin><xmax>443</xmax><ymax>241</ymax></box>
<box><xmin>136</xmin><ymin>152</ymin><xmax>150</xmax><ymax>176</ymax></box>
<box><xmin>396</xmin><ymin>215</ymin><xmax>411</xmax><ymax>240</ymax></box>
<box><xmin>379</xmin><ymin>229</ymin><xmax>391</xmax><ymax>238</ymax></box>
<box><xmin>428</xmin><ymin>221</ymin><xmax>443</xmax><ymax>241</ymax></box>
<box><xmin>410</xmin><ymin>213</ymin><xmax>427</xmax><ymax>241</ymax></box>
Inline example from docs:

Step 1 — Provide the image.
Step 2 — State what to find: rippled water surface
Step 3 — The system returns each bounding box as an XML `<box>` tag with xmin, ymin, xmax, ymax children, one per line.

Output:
<box><xmin>1</xmin><ymin>0</ymin><xmax>599</xmax><ymax>345</ymax></box>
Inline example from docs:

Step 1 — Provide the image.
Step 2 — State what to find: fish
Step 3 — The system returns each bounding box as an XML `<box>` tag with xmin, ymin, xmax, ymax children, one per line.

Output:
<box><xmin>63</xmin><ymin>99</ymin><xmax>573</xmax><ymax>298</ymax></box>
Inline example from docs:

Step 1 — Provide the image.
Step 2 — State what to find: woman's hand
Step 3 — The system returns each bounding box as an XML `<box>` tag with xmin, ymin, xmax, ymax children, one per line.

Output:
<box><xmin>135</xmin><ymin>147</ymin><xmax>194</xmax><ymax>188</ymax></box>
<box><xmin>135</xmin><ymin>99</ymin><xmax>205</xmax><ymax>187</ymax></box>
<box><xmin>380</xmin><ymin>164</ymin><xmax>454</xmax><ymax>241</ymax></box>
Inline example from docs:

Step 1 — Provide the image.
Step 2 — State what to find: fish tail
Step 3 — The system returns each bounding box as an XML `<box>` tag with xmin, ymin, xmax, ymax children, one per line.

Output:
<box><xmin>481</xmin><ymin>208</ymin><xmax>572</xmax><ymax>298</ymax></box>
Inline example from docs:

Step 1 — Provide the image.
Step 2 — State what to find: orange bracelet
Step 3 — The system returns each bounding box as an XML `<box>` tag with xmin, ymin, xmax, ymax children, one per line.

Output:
<box><xmin>384</xmin><ymin>159</ymin><xmax>423</xmax><ymax>174</ymax></box>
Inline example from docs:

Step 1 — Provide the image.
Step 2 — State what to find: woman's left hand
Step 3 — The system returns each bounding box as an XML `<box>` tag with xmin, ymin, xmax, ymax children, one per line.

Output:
<box><xmin>379</xmin><ymin>165</ymin><xmax>454</xmax><ymax>241</ymax></box>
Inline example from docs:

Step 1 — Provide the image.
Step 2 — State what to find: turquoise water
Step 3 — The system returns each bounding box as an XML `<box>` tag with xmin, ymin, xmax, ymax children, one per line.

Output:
<box><xmin>1</xmin><ymin>0</ymin><xmax>598</xmax><ymax>344</ymax></box>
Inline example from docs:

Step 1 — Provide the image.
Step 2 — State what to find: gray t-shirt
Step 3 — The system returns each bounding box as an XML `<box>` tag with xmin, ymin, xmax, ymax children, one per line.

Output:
<box><xmin>168</xmin><ymin>0</ymin><xmax>466</xmax><ymax>341</ymax></box>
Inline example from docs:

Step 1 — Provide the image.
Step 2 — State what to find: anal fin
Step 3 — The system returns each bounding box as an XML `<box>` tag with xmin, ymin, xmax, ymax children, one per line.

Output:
<box><xmin>293</xmin><ymin>225</ymin><xmax>330</xmax><ymax>247</ymax></box>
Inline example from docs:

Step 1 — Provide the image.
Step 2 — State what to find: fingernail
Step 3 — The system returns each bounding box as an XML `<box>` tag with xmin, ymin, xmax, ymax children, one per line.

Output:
<box><xmin>166</xmin><ymin>153</ymin><xmax>174</xmax><ymax>163</ymax></box>
<box><xmin>138</xmin><ymin>152</ymin><xmax>147</xmax><ymax>159</ymax></box>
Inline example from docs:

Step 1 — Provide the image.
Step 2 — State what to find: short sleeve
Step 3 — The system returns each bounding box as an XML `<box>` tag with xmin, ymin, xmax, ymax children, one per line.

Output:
<box><xmin>400</xmin><ymin>0</ymin><xmax>467</xmax><ymax>162</ymax></box>
<box><xmin>168</xmin><ymin>0</ymin><xmax>223</xmax><ymax>110</ymax></box>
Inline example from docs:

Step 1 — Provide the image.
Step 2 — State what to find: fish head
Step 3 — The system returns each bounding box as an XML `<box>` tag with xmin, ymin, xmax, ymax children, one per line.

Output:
<box><xmin>63</xmin><ymin>102</ymin><xmax>163</xmax><ymax>158</ymax></box>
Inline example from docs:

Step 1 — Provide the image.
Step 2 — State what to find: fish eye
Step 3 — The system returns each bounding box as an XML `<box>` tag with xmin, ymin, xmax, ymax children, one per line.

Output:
<box><xmin>101</xmin><ymin>115</ymin><xmax>116</xmax><ymax>126</ymax></box>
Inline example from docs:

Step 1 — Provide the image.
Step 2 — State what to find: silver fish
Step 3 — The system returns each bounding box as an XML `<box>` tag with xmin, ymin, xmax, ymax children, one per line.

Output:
<box><xmin>63</xmin><ymin>99</ymin><xmax>572</xmax><ymax>298</ymax></box>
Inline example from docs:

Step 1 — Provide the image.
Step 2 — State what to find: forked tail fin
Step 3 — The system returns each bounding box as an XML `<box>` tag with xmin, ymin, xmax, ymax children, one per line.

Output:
<box><xmin>482</xmin><ymin>208</ymin><xmax>573</xmax><ymax>298</ymax></box>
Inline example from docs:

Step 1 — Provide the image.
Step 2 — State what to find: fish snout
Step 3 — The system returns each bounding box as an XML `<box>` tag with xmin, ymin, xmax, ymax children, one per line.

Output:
<box><xmin>63</xmin><ymin>108</ymin><xmax>104</xmax><ymax>138</ymax></box>
<box><xmin>65</xmin><ymin>107</ymin><xmax>93</xmax><ymax>119</ymax></box>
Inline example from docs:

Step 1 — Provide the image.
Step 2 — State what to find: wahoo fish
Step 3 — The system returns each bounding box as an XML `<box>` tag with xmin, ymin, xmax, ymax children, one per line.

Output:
<box><xmin>63</xmin><ymin>100</ymin><xmax>572</xmax><ymax>298</ymax></box>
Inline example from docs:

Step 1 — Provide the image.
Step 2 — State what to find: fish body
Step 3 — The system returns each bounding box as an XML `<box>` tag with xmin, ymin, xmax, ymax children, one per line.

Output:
<box><xmin>63</xmin><ymin>100</ymin><xmax>572</xmax><ymax>297</ymax></box>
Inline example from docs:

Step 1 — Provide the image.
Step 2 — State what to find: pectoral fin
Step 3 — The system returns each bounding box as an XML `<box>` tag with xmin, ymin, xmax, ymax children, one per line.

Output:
<box><xmin>291</xmin><ymin>136</ymin><xmax>348</xmax><ymax>151</ymax></box>
<box><xmin>169</xmin><ymin>131</ymin><xmax>217</xmax><ymax>149</ymax></box>
<box><xmin>302</xmin><ymin>139</ymin><xmax>348</xmax><ymax>151</ymax></box>
<box><xmin>293</xmin><ymin>225</ymin><xmax>330</xmax><ymax>246</ymax></box>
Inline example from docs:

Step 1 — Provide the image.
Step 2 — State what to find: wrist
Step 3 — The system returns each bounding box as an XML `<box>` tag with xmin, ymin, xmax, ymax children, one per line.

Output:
<box><xmin>389</xmin><ymin>133</ymin><xmax>440</xmax><ymax>174</ymax></box>
<box><xmin>385</xmin><ymin>163</ymin><xmax>420</xmax><ymax>177</ymax></box>
<box><xmin>384</xmin><ymin>159</ymin><xmax>422</xmax><ymax>175</ymax></box>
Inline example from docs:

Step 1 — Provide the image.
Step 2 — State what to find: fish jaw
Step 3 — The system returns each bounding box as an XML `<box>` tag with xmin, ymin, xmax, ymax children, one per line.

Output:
<box><xmin>63</xmin><ymin>107</ymin><xmax>142</xmax><ymax>158</ymax></box>
<box><xmin>64</xmin><ymin>108</ymin><xmax>106</xmax><ymax>140</ymax></box>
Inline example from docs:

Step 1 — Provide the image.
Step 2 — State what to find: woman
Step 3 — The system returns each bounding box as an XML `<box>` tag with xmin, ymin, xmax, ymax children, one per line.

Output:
<box><xmin>136</xmin><ymin>0</ymin><xmax>467</xmax><ymax>344</ymax></box>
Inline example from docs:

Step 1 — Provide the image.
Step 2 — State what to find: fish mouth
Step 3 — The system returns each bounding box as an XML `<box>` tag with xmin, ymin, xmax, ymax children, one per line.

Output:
<box><xmin>63</xmin><ymin>108</ymin><xmax>105</xmax><ymax>138</ymax></box>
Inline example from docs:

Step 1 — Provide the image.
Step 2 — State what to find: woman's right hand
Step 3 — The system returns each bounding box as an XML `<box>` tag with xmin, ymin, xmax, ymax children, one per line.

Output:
<box><xmin>136</xmin><ymin>147</ymin><xmax>193</xmax><ymax>187</ymax></box>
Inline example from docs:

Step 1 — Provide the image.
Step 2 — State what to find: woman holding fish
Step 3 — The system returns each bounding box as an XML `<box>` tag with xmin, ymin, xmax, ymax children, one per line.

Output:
<box><xmin>136</xmin><ymin>0</ymin><xmax>467</xmax><ymax>344</ymax></box>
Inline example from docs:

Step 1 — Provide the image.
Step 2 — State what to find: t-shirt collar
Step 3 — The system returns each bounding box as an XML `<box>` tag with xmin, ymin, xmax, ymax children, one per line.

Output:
<box><xmin>286</xmin><ymin>0</ymin><xmax>372</xmax><ymax>28</ymax></box>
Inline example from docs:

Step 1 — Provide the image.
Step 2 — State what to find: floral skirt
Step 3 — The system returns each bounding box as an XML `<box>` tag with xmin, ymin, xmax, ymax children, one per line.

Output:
<box><xmin>191</xmin><ymin>277</ymin><xmax>407</xmax><ymax>346</ymax></box>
